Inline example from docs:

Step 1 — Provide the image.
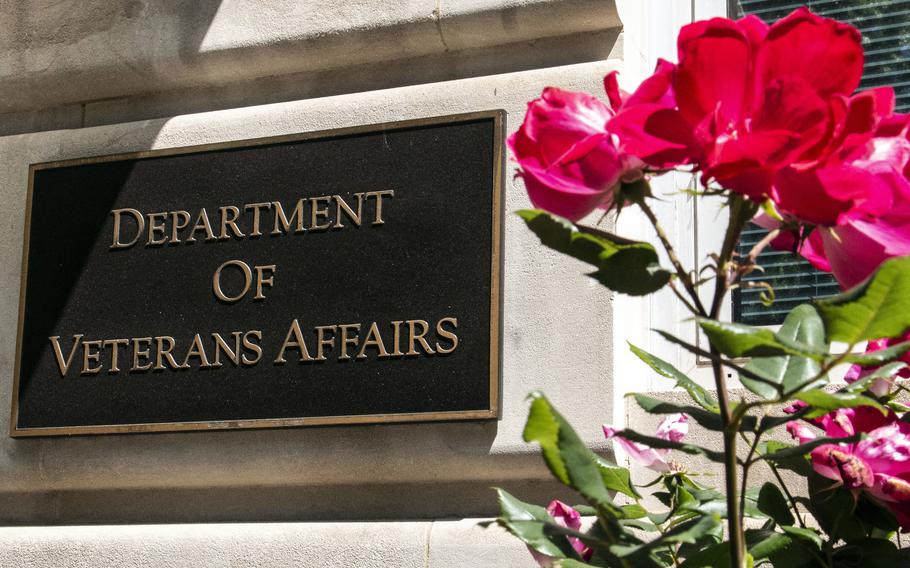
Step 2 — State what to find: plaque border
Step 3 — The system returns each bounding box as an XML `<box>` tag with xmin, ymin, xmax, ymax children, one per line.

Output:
<box><xmin>10</xmin><ymin>110</ymin><xmax>505</xmax><ymax>437</ymax></box>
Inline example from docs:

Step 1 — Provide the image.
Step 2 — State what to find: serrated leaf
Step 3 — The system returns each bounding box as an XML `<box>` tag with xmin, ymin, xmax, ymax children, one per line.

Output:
<box><xmin>611</xmin><ymin>514</ymin><xmax>721</xmax><ymax>559</ymax></box>
<box><xmin>524</xmin><ymin>394</ymin><xmax>570</xmax><ymax>485</ymax></box>
<box><xmin>780</xmin><ymin>526</ymin><xmax>822</xmax><ymax>550</ymax></box>
<box><xmin>757</xmin><ymin>482</ymin><xmax>795</xmax><ymax>526</ymax></box>
<box><xmin>629</xmin><ymin>393</ymin><xmax>757</xmax><ymax>432</ymax></box>
<box><xmin>554</xmin><ymin>560</ymin><xmax>599</xmax><ymax>568</ymax></box>
<box><xmin>517</xmin><ymin>209</ymin><xmax>671</xmax><ymax>295</ymax></box>
<box><xmin>593</xmin><ymin>454</ymin><xmax>640</xmax><ymax>499</ymax></box>
<box><xmin>678</xmin><ymin>540</ymin><xmax>730</xmax><ymax>568</ymax></box>
<box><xmin>747</xmin><ymin>529</ymin><xmax>793</xmax><ymax>560</ymax></box>
<box><xmin>759</xmin><ymin>433</ymin><xmax>862</xmax><ymax>462</ymax></box>
<box><xmin>832</xmin><ymin>538</ymin><xmax>902</xmax><ymax>567</ymax></box>
<box><xmin>608</xmin><ymin>428</ymin><xmax>727</xmax><ymax>463</ymax></box>
<box><xmin>758</xmin><ymin>441</ymin><xmax>813</xmax><ymax>476</ymax></box>
<box><xmin>523</xmin><ymin>393</ymin><xmax>620</xmax><ymax>515</ymax></box>
<box><xmin>493</xmin><ymin>488</ymin><xmax>577</xmax><ymax>559</ymax></box>
<box><xmin>815</xmin><ymin>256</ymin><xmax>910</xmax><ymax>344</ymax></box>
<box><xmin>844</xmin><ymin>362</ymin><xmax>907</xmax><ymax>393</ymax></box>
<box><xmin>741</xmin><ymin>305</ymin><xmax>826</xmax><ymax>399</ymax></box>
<box><xmin>628</xmin><ymin>343</ymin><xmax>719</xmax><ymax>412</ymax></box>
<box><xmin>844</xmin><ymin>342</ymin><xmax>910</xmax><ymax>366</ymax></box>
<box><xmin>794</xmin><ymin>389</ymin><xmax>886</xmax><ymax>418</ymax></box>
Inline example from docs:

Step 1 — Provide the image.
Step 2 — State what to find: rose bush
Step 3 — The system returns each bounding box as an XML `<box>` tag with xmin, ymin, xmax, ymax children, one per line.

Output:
<box><xmin>491</xmin><ymin>7</ymin><xmax>910</xmax><ymax>568</ymax></box>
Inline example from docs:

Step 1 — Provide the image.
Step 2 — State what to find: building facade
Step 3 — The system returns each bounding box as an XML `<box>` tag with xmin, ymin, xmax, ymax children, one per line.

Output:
<box><xmin>3</xmin><ymin>1</ymin><xmax>906</xmax><ymax>566</ymax></box>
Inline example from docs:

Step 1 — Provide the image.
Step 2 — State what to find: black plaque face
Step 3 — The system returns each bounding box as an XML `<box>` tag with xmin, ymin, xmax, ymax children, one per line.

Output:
<box><xmin>11</xmin><ymin>111</ymin><xmax>503</xmax><ymax>436</ymax></box>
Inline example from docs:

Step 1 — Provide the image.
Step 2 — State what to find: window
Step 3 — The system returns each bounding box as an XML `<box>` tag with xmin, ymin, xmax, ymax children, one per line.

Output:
<box><xmin>730</xmin><ymin>0</ymin><xmax>910</xmax><ymax>325</ymax></box>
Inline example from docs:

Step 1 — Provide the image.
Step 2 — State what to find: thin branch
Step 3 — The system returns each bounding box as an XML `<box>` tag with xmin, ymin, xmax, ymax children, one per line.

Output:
<box><xmin>769</xmin><ymin>462</ymin><xmax>806</xmax><ymax>528</ymax></box>
<box><xmin>637</xmin><ymin>199</ymin><xmax>709</xmax><ymax>317</ymax></box>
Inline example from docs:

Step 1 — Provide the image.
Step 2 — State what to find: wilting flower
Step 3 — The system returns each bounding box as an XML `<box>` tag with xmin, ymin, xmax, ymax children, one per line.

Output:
<box><xmin>603</xmin><ymin>413</ymin><xmax>688</xmax><ymax>472</ymax></box>
<box><xmin>528</xmin><ymin>500</ymin><xmax>592</xmax><ymax>567</ymax></box>
<box><xmin>844</xmin><ymin>332</ymin><xmax>910</xmax><ymax>396</ymax></box>
<box><xmin>788</xmin><ymin>407</ymin><xmax>910</xmax><ymax>530</ymax></box>
<box><xmin>508</xmin><ymin>85</ymin><xmax>643</xmax><ymax>222</ymax></box>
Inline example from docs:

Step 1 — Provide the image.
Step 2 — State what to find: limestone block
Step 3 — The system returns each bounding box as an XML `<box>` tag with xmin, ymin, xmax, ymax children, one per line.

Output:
<box><xmin>0</xmin><ymin>0</ymin><xmax>619</xmax><ymax>113</ymax></box>
<box><xmin>0</xmin><ymin>60</ymin><xmax>621</xmax><ymax>523</ymax></box>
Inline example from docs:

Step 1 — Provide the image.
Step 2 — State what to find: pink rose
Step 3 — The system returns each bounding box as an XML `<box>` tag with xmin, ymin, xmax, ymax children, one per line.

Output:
<box><xmin>759</xmin><ymin>104</ymin><xmax>910</xmax><ymax>289</ymax></box>
<box><xmin>528</xmin><ymin>500</ymin><xmax>592</xmax><ymax>566</ymax></box>
<box><xmin>603</xmin><ymin>413</ymin><xmax>688</xmax><ymax>472</ymax></box>
<box><xmin>607</xmin><ymin>8</ymin><xmax>864</xmax><ymax>206</ymax></box>
<box><xmin>508</xmin><ymin>87</ymin><xmax>641</xmax><ymax>222</ymax></box>
<box><xmin>844</xmin><ymin>332</ymin><xmax>910</xmax><ymax>396</ymax></box>
<box><xmin>788</xmin><ymin>407</ymin><xmax>910</xmax><ymax>531</ymax></box>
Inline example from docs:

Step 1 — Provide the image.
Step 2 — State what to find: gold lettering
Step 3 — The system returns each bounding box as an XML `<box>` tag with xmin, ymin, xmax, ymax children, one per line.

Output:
<box><xmin>170</xmin><ymin>211</ymin><xmax>191</xmax><ymax>243</ymax></box>
<box><xmin>182</xmin><ymin>333</ymin><xmax>212</xmax><ymax>368</ymax></box>
<box><xmin>309</xmin><ymin>196</ymin><xmax>332</xmax><ymax>231</ymax></box>
<box><xmin>186</xmin><ymin>208</ymin><xmax>216</xmax><ymax>242</ymax></box>
<box><xmin>241</xmin><ymin>330</ymin><xmax>263</xmax><ymax>365</ymax></box>
<box><xmin>389</xmin><ymin>320</ymin><xmax>404</xmax><ymax>357</ymax></box>
<box><xmin>49</xmin><ymin>334</ymin><xmax>83</xmax><ymax>376</ymax></box>
<box><xmin>407</xmin><ymin>319</ymin><xmax>435</xmax><ymax>355</ymax></box>
<box><xmin>333</xmin><ymin>193</ymin><xmax>364</xmax><ymax>228</ymax></box>
<box><xmin>102</xmin><ymin>338</ymin><xmax>129</xmax><ymax>373</ymax></box>
<box><xmin>147</xmin><ymin>212</ymin><xmax>168</xmax><ymax>245</ymax></box>
<box><xmin>155</xmin><ymin>336</ymin><xmax>187</xmax><ymax>370</ymax></box>
<box><xmin>356</xmin><ymin>322</ymin><xmax>390</xmax><ymax>359</ymax></box>
<box><xmin>272</xmin><ymin>200</ymin><xmax>305</xmax><ymax>235</ymax></box>
<box><xmin>274</xmin><ymin>319</ymin><xmax>314</xmax><ymax>363</ymax></box>
<box><xmin>219</xmin><ymin>206</ymin><xmax>245</xmax><ymax>240</ymax></box>
<box><xmin>110</xmin><ymin>208</ymin><xmax>145</xmax><ymax>249</ymax></box>
<box><xmin>131</xmin><ymin>337</ymin><xmax>153</xmax><ymax>371</ymax></box>
<box><xmin>254</xmin><ymin>264</ymin><xmax>276</xmax><ymax>300</ymax></box>
<box><xmin>435</xmin><ymin>317</ymin><xmax>459</xmax><ymax>354</ymax></box>
<box><xmin>365</xmin><ymin>190</ymin><xmax>394</xmax><ymax>224</ymax></box>
<box><xmin>213</xmin><ymin>259</ymin><xmax>252</xmax><ymax>303</ymax></box>
<box><xmin>244</xmin><ymin>202</ymin><xmax>272</xmax><ymax>237</ymax></box>
<box><xmin>212</xmin><ymin>332</ymin><xmax>242</xmax><ymax>367</ymax></box>
<box><xmin>314</xmin><ymin>325</ymin><xmax>336</xmax><ymax>360</ymax></box>
<box><xmin>338</xmin><ymin>323</ymin><xmax>361</xmax><ymax>360</ymax></box>
<box><xmin>81</xmin><ymin>340</ymin><xmax>103</xmax><ymax>375</ymax></box>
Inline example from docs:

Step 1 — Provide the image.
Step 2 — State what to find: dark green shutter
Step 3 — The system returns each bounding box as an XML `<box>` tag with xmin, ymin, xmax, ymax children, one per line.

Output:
<box><xmin>731</xmin><ymin>0</ymin><xmax>910</xmax><ymax>325</ymax></box>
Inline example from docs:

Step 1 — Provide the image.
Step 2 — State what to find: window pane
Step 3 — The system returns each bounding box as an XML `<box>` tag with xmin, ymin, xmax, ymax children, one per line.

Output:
<box><xmin>731</xmin><ymin>0</ymin><xmax>910</xmax><ymax>325</ymax></box>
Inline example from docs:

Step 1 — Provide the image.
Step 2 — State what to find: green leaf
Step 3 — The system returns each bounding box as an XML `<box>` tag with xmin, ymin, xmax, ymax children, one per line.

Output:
<box><xmin>697</xmin><ymin>319</ymin><xmax>783</xmax><ymax>358</ymax></box>
<box><xmin>611</xmin><ymin>514</ymin><xmax>721</xmax><ymax>559</ymax></box>
<box><xmin>592</xmin><ymin>454</ymin><xmax>640</xmax><ymax>499</ymax></box>
<box><xmin>794</xmin><ymin>389</ymin><xmax>886</xmax><ymax>419</ymax></box>
<box><xmin>742</xmin><ymin>305</ymin><xmax>826</xmax><ymax>399</ymax></box>
<box><xmin>844</xmin><ymin>362</ymin><xmax>907</xmax><ymax>393</ymax></box>
<box><xmin>629</xmin><ymin>393</ymin><xmax>757</xmax><ymax>432</ymax></box>
<box><xmin>654</xmin><ymin>330</ymin><xmax>799</xmax><ymax>388</ymax></box>
<box><xmin>678</xmin><ymin>541</ymin><xmax>730</xmax><ymax>568</ymax></box>
<box><xmin>757</xmin><ymin>483</ymin><xmax>795</xmax><ymax>526</ymax></box>
<box><xmin>815</xmin><ymin>256</ymin><xmax>910</xmax><ymax>344</ymax></box>
<box><xmin>781</xmin><ymin>526</ymin><xmax>822</xmax><ymax>551</ymax></box>
<box><xmin>844</xmin><ymin>342</ymin><xmax>910</xmax><ymax>366</ymax></box>
<box><xmin>760</xmin><ymin>433</ymin><xmax>862</xmax><ymax>462</ymax></box>
<box><xmin>832</xmin><ymin>538</ymin><xmax>903</xmax><ymax>567</ymax></box>
<box><xmin>493</xmin><ymin>488</ymin><xmax>577</xmax><ymax>559</ymax></box>
<box><xmin>524</xmin><ymin>394</ymin><xmax>569</xmax><ymax>485</ymax></box>
<box><xmin>758</xmin><ymin>441</ymin><xmax>812</xmax><ymax>476</ymax></box>
<box><xmin>807</xmin><ymin>473</ymin><xmax>867</xmax><ymax>544</ymax></box>
<box><xmin>517</xmin><ymin>209</ymin><xmax>671</xmax><ymax>295</ymax></box>
<box><xmin>554</xmin><ymin>560</ymin><xmax>599</xmax><ymax>568</ymax></box>
<box><xmin>747</xmin><ymin>529</ymin><xmax>793</xmax><ymax>560</ymax></box>
<box><xmin>523</xmin><ymin>393</ymin><xmax>618</xmax><ymax>513</ymax></box>
<box><xmin>628</xmin><ymin>343</ymin><xmax>719</xmax><ymax>412</ymax></box>
<box><xmin>608</xmin><ymin>428</ymin><xmax>727</xmax><ymax>463</ymax></box>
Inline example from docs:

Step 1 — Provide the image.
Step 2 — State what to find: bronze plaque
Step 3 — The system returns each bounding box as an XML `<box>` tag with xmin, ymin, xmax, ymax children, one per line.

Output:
<box><xmin>12</xmin><ymin>111</ymin><xmax>503</xmax><ymax>436</ymax></box>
